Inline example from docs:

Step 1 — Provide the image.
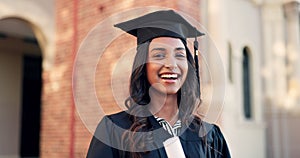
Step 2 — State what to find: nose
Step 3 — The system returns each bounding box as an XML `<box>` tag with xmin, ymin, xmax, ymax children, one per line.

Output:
<box><xmin>164</xmin><ymin>55</ymin><xmax>177</xmax><ymax>69</ymax></box>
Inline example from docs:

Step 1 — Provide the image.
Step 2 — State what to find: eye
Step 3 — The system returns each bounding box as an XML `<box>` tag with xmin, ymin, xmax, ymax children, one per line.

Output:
<box><xmin>175</xmin><ymin>52</ymin><xmax>186</xmax><ymax>58</ymax></box>
<box><xmin>152</xmin><ymin>53</ymin><xmax>166</xmax><ymax>59</ymax></box>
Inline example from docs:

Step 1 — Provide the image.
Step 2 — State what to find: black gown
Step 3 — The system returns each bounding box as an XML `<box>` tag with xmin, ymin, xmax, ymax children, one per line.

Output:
<box><xmin>87</xmin><ymin>111</ymin><xmax>231</xmax><ymax>158</ymax></box>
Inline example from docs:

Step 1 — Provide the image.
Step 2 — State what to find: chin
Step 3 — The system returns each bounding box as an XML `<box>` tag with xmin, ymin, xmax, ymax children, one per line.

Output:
<box><xmin>151</xmin><ymin>87</ymin><xmax>179</xmax><ymax>95</ymax></box>
<box><xmin>165</xmin><ymin>89</ymin><xmax>180</xmax><ymax>95</ymax></box>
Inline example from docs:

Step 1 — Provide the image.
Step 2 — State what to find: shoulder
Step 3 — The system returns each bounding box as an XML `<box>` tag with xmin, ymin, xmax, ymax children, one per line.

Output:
<box><xmin>181</xmin><ymin>117</ymin><xmax>223</xmax><ymax>141</ymax></box>
<box><xmin>205</xmin><ymin>123</ymin><xmax>225</xmax><ymax>142</ymax></box>
<box><xmin>194</xmin><ymin>120</ymin><xmax>231</xmax><ymax>157</ymax></box>
<box><xmin>107</xmin><ymin>111</ymin><xmax>130</xmax><ymax>120</ymax></box>
<box><xmin>200</xmin><ymin>121</ymin><xmax>231</xmax><ymax>157</ymax></box>
<box><xmin>198</xmin><ymin>121</ymin><xmax>225</xmax><ymax>140</ymax></box>
<box><xmin>93</xmin><ymin>111</ymin><xmax>132</xmax><ymax>144</ymax></box>
<box><xmin>188</xmin><ymin>117</ymin><xmax>226</xmax><ymax>141</ymax></box>
<box><xmin>103</xmin><ymin>111</ymin><xmax>133</xmax><ymax>129</ymax></box>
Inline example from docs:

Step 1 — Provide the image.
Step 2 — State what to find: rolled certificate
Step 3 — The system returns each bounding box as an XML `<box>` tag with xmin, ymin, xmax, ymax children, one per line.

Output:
<box><xmin>163</xmin><ymin>136</ymin><xmax>186</xmax><ymax>158</ymax></box>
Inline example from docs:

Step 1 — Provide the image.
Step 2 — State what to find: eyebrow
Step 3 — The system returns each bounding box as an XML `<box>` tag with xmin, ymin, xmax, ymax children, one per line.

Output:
<box><xmin>150</xmin><ymin>47</ymin><xmax>186</xmax><ymax>52</ymax></box>
<box><xmin>150</xmin><ymin>48</ymin><xmax>166</xmax><ymax>52</ymax></box>
<box><xmin>175</xmin><ymin>47</ymin><xmax>186</xmax><ymax>51</ymax></box>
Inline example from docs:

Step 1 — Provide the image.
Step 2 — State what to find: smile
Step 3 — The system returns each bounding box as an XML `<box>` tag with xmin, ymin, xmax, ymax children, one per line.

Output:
<box><xmin>159</xmin><ymin>73</ymin><xmax>179</xmax><ymax>80</ymax></box>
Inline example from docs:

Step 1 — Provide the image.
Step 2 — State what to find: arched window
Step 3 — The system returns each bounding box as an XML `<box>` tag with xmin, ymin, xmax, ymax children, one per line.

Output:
<box><xmin>0</xmin><ymin>18</ymin><xmax>42</xmax><ymax>157</ymax></box>
<box><xmin>243</xmin><ymin>47</ymin><xmax>252</xmax><ymax>119</ymax></box>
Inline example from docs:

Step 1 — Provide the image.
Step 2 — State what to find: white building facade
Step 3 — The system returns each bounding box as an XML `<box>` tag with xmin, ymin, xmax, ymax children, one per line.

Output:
<box><xmin>202</xmin><ymin>0</ymin><xmax>300</xmax><ymax>157</ymax></box>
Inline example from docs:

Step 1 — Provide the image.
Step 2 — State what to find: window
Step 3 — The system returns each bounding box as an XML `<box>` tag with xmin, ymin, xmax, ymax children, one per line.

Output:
<box><xmin>243</xmin><ymin>47</ymin><xmax>252</xmax><ymax>119</ymax></box>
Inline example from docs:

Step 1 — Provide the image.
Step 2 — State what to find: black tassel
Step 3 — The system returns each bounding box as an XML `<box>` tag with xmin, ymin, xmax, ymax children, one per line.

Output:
<box><xmin>194</xmin><ymin>35</ymin><xmax>200</xmax><ymax>98</ymax></box>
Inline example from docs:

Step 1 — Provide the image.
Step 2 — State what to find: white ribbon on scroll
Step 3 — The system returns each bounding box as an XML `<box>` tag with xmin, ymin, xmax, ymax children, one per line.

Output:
<box><xmin>163</xmin><ymin>136</ymin><xmax>186</xmax><ymax>158</ymax></box>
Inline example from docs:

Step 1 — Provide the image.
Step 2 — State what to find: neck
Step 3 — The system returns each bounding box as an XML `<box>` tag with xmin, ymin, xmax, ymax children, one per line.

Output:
<box><xmin>149</xmin><ymin>90</ymin><xmax>179</xmax><ymax>125</ymax></box>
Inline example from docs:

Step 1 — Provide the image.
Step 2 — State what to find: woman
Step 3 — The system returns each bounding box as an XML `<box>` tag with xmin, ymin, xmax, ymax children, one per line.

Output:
<box><xmin>87</xmin><ymin>10</ymin><xmax>231</xmax><ymax>158</ymax></box>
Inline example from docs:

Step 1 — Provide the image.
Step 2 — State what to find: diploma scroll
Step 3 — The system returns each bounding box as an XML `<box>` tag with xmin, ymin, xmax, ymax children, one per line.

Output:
<box><xmin>163</xmin><ymin>136</ymin><xmax>186</xmax><ymax>158</ymax></box>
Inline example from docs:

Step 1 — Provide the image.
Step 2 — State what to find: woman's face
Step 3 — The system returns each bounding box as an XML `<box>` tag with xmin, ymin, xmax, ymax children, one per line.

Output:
<box><xmin>146</xmin><ymin>37</ymin><xmax>188</xmax><ymax>95</ymax></box>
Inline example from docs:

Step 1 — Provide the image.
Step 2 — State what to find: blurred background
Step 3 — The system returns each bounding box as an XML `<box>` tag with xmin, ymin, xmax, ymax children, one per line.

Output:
<box><xmin>0</xmin><ymin>0</ymin><xmax>299</xmax><ymax>157</ymax></box>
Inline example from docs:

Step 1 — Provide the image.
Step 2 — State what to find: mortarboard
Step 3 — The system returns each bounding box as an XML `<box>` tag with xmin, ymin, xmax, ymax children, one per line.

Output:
<box><xmin>114</xmin><ymin>10</ymin><xmax>204</xmax><ymax>98</ymax></box>
<box><xmin>114</xmin><ymin>10</ymin><xmax>204</xmax><ymax>44</ymax></box>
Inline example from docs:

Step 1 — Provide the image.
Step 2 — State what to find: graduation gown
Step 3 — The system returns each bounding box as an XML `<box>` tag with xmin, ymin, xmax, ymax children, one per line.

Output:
<box><xmin>87</xmin><ymin>111</ymin><xmax>231</xmax><ymax>158</ymax></box>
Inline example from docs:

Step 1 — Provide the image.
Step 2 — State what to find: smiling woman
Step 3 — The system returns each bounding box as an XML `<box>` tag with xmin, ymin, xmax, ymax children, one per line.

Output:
<box><xmin>87</xmin><ymin>10</ymin><xmax>231</xmax><ymax>158</ymax></box>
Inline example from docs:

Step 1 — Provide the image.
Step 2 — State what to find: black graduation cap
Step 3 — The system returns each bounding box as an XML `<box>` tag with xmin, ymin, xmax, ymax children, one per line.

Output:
<box><xmin>114</xmin><ymin>10</ymin><xmax>204</xmax><ymax>98</ymax></box>
<box><xmin>114</xmin><ymin>10</ymin><xmax>204</xmax><ymax>44</ymax></box>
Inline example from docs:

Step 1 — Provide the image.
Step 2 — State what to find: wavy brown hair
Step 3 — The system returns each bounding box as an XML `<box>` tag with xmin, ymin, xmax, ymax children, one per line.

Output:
<box><xmin>122</xmin><ymin>39</ymin><xmax>202</xmax><ymax>158</ymax></box>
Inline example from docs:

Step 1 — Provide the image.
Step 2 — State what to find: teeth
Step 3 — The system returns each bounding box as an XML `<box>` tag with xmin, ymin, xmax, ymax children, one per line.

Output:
<box><xmin>160</xmin><ymin>74</ymin><xmax>178</xmax><ymax>79</ymax></box>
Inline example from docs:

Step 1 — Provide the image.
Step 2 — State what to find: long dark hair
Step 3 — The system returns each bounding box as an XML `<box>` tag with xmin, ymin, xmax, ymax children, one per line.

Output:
<box><xmin>122</xmin><ymin>38</ymin><xmax>202</xmax><ymax>158</ymax></box>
